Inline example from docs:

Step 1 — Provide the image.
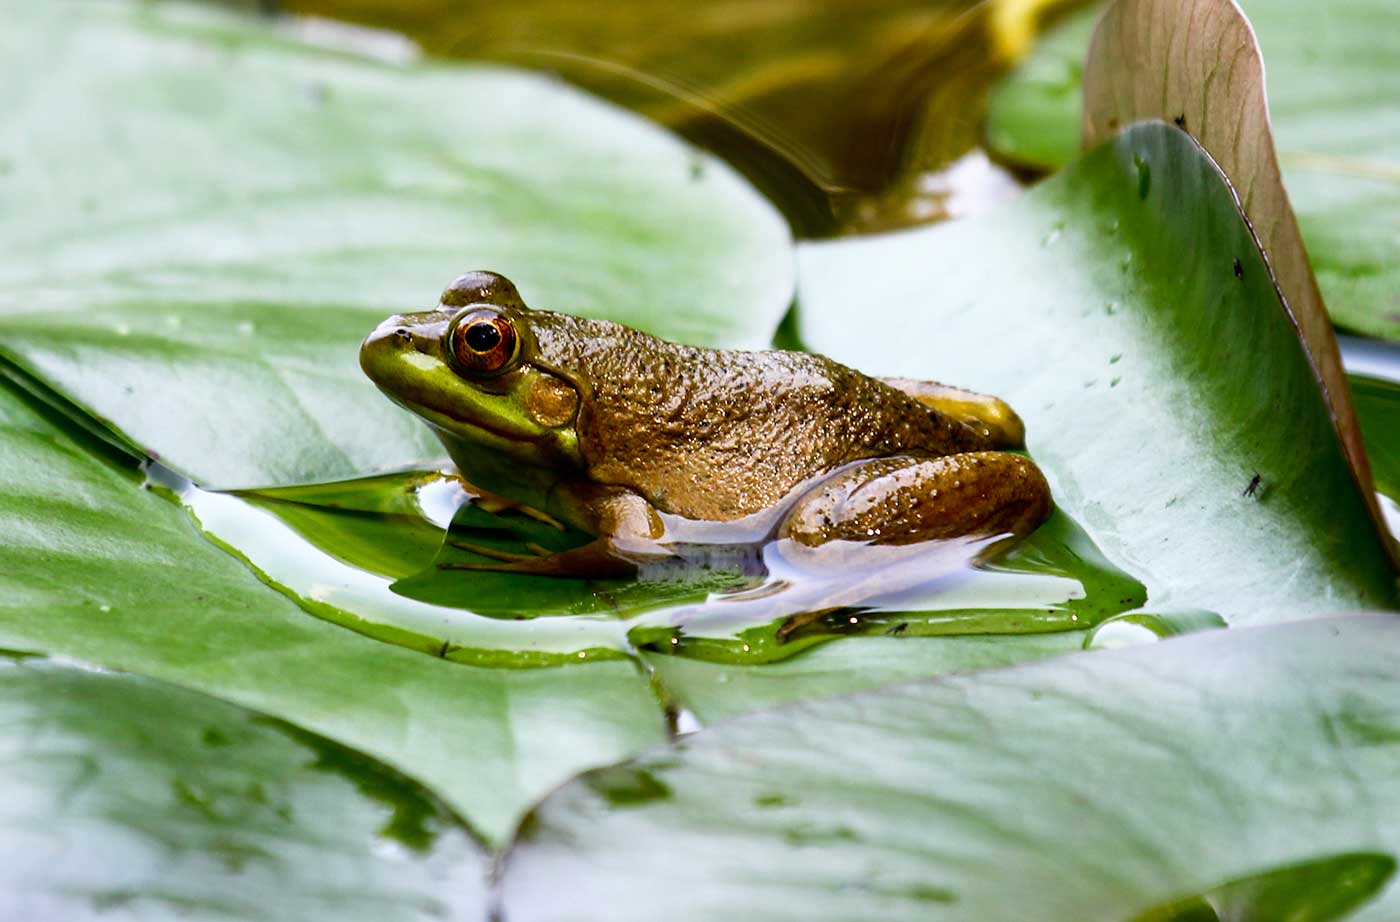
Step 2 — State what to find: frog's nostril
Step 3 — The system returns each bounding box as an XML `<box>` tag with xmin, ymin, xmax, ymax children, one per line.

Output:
<box><xmin>394</xmin><ymin>328</ymin><xmax>412</xmax><ymax>342</ymax></box>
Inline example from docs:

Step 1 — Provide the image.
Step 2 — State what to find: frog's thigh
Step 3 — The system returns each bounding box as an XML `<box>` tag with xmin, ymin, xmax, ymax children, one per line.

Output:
<box><xmin>880</xmin><ymin>378</ymin><xmax>1026</xmax><ymax>448</ymax></box>
<box><xmin>779</xmin><ymin>452</ymin><xmax>1051</xmax><ymax>547</ymax></box>
<box><xmin>550</xmin><ymin>482</ymin><xmax>668</xmax><ymax>557</ymax></box>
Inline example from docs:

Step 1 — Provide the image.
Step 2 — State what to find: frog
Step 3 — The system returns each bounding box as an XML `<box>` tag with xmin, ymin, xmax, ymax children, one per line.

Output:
<box><xmin>359</xmin><ymin>271</ymin><xmax>1051</xmax><ymax>578</ymax></box>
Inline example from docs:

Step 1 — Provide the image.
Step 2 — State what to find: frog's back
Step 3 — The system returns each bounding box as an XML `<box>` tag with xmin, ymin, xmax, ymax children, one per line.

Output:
<box><xmin>529</xmin><ymin>311</ymin><xmax>988</xmax><ymax>520</ymax></box>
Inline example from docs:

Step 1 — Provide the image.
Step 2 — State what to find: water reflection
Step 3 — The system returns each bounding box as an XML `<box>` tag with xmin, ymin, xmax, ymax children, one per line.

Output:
<box><xmin>153</xmin><ymin>465</ymin><xmax>1145</xmax><ymax>667</ymax></box>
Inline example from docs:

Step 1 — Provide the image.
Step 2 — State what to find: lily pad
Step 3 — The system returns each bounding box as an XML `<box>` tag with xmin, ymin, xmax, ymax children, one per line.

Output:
<box><xmin>0</xmin><ymin>0</ymin><xmax>793</xmax><ymax>489</ymax></box>
<box><xmin>985</xmin><ymin>0</ymin><xmax>1400</xmax><ymax>345</ymax></box>
<box><xmin>0</xmin><ymin>656</ymin><xmax>487</xmax><ymax>921</ymax></box>
<box><xmin>797</xmin><ymin>124</ymin><xmax>1396</xmax><ymax>634</ymax></box>
<box><xmin>0</xmin><ymin>378</ymin><xmax>667</xmax><ymax>844</ymax></box>
<box><xmin>499</xmin><ymin>613</ymin><xmax>1400</xmax><ymax>921</ymax></box>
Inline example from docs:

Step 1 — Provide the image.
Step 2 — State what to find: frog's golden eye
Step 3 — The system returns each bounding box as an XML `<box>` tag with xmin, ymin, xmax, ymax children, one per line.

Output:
<box><xmin>448</xmin><ymin>308</ymin><xmax>519</xmax><ymax>376</ymax></box>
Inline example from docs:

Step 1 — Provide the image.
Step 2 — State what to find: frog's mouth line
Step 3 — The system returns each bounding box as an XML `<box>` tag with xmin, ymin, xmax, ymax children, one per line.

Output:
<box><xmin>382</xmin><ymin>387</ymin><xmax>540</xmax><ymax>448</ymax></box>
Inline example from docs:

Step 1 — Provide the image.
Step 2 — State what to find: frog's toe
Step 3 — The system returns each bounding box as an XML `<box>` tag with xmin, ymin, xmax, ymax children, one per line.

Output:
<box><xmin>445</xmin><ymin>540</ymin><xmax>541</xmax><ymax>563</ymax></box>
<box><xmin>439</xmin><ymin>539</ymin><xmax>640</xmax><ymax>578</ymax></box>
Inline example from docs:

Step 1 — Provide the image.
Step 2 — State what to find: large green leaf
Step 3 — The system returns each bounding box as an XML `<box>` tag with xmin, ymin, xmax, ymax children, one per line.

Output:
<box><xmin>0</xmin><ymin>0</ymin><xmax>793</xmax><ymax>488</ymax></box>
<box><xmin>0</xmin><ymin>656</ymin><xmax>486</xmax><ymax>921</ymax></box>
<box><xmin>0</xmin><ymin>380</ymin><xmax>666</xmax><ymax>844</ymax></box>
<box><xmin>985</xmin><ymin>0</ymin><xmax>1400</xmax><ymax>344</ymax></box>
<box><xmin>797</xmin><ymin>124</ymin><xmax>1396</xmax><ymax>630</ymax></box>
<box><xmin>498</xmin><ymin>613</ymin><xmax>1400</xmax><ymax>921</ymax></box>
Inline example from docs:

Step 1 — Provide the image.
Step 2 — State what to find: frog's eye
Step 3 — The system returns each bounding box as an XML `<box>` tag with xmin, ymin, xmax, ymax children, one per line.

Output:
<box><xmin>448</xmin><ymin>308</ymin><xmax>520</xmax><ymax>376</ymax></box>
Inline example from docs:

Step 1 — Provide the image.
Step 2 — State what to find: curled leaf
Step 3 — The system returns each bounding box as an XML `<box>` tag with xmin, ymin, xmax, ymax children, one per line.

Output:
<box><xmin>1080</xmin><ymin>0</ymin><xmax>1395</xmax><ymax>563</ymax></box>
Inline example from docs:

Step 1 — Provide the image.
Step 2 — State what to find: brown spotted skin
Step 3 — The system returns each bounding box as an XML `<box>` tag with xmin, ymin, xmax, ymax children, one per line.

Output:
<box><xmin>360</xmin><ymin>271</ymin><xmax>1055</xmax><ymax>575</ymax></box>
<box><xmin>526</xmin><ymin>310</ymin><xmax>992</xmax><ymax>520</ymax></box>
<box><xmin>777</xmin><ymin>452</ymin><xmax>1051</xmax><ymax>547</ymax></box>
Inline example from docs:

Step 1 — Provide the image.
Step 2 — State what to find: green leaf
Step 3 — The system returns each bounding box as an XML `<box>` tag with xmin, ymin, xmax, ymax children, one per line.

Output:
<box><xmin>797</xmin><ymin>124</ymin><xmax>1396</xmax><ymax>629</ymax></box>
<box><xmin>1131</xmin><ymin>852</ymin><xmax>1396</xmax><ymax>922</ymax></box>
<box><xmin>983</xmin><ymin>7</ymin><xmax>1093</xmax><ymax>171</ymax></box>
<box><xmin>498</xmin><ymin>614</ymin><xmax>1400</xmax><ymax>921</ymax></box>
<box><xmin>0</xmin><ymin>656</ymin><xmax>487</xmax><ymax>921</ymax></box>
<box><xmin>0</xmin><ymin>0</ymin><xmax>793</xmax><ymax>488</ymax></box>
<box><xmin>0</xmin><ymin>380</ymin><xmax>666</xmax><ymax>844</ymax></box>
<box><xmin>985</xmin><ymin>0</ymin><xmax>1400</xmax><ymax>344</ymax></box>
<box><xmin>643</xmin><ymin>631</ymin><xmax>1086</xmax><ymax>723</ymax></box>
<box><xmin>1352</xmin><ymin>371</ymin><xmax>1400</xmax><ymax>536</ymax></box>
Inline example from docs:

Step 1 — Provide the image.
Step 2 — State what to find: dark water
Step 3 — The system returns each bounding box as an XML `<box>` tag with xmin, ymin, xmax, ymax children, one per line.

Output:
<box><xmin>277</xmin><ymin>0</ymin><xmax>1090</xmax><ymax>235</ymax></box>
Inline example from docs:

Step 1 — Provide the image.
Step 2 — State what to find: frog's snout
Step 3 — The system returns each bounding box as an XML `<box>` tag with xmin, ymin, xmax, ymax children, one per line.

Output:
<box><xmin>359</xmin><ymin>316</ymin><xmax>416</xmax><ymax>384</ymax></box>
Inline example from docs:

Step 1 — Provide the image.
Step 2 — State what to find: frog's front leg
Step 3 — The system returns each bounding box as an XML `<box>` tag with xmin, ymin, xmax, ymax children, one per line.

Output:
<box><xmin>439</xmin><ymin>486</ymin><xmax>669</xmax><ymax>578</ymax></box>
<box><xmin>880</xmin><ymin>378</ymin><xmax>1026</xmax><ymax>448</ymax></box>
<box><xmin>778</xmin><ymin>452</ymin><xmax>1051</xmax><ymax>548</ymax></box>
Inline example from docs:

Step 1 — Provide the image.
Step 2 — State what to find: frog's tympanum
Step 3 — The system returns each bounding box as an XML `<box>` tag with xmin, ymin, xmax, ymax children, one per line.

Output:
<box><xmin>360</xmin><ymin>272</ymin><xmax>1051</xmax><ymax>578</ymax></box>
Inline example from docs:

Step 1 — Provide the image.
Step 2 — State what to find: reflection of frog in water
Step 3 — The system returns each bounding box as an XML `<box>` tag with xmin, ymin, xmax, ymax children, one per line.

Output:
<box><xmin>360</xmin><ymin>272</ymin><xmax>1051</xmax><ymax>578</ymax></box>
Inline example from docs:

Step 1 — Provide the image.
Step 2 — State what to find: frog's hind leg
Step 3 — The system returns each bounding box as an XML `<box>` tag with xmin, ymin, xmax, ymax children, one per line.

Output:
<box><xmin>778</xmin><ymin>452</ymin><xmax>1051</xmax><ymax>548</ymax></box>
<box><xmin>880</xmin><ymin>378</ymin><xmax>1026</xmax><ymax>448</ymax></box>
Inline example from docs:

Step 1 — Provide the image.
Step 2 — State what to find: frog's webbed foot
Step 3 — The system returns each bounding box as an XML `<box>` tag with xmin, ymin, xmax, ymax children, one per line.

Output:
<box><xmin>880</xmin><ymin>378</ymin><xmax>1026</xmax><ymax>448</ymax></box>
<box><xmin>779</xmin><ymin>452</ymin><xmax>1051</xmax><ymax>549</ymax></box>
<box><xmin>445</xmin><ymin>539</ymin><xmax>553</xmax><ymax>562</ymax></box>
